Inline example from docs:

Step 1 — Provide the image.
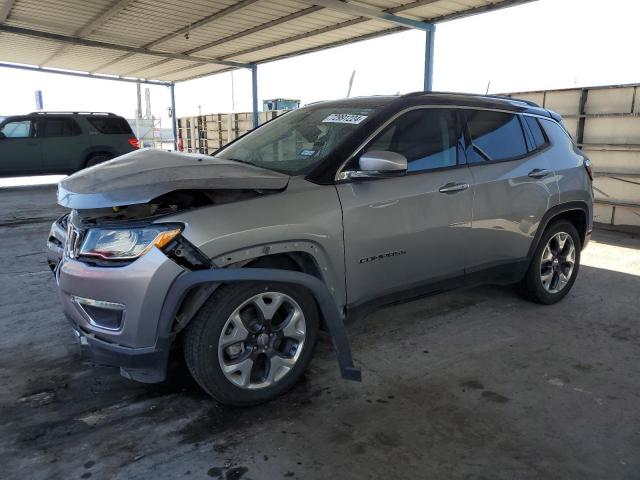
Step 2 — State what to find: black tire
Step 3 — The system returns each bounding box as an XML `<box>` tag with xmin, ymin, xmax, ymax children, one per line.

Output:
<box><xmin>518</xmin><ymin>220</ymin><xmax>581</xmax><ymax>304</ymax></box>
<box><xmin>183</xmin><ymin>282</ymin><xmax>319</xmax><ymax>406</ymax></box>
<box><xmin>85</xmin><ymin>154</ymin><xmax>112</xmax><ymax>168</ymax></box>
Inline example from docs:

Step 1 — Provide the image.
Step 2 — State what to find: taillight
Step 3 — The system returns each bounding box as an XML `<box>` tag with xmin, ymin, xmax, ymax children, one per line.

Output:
<box><xmin>177</xmin><ymin>138</ymin><xmax>184</xmax><ymax>152</ymax></box>
<box><xmin>584</xmin><ymin>158</ymin><xmax>593</xmax><ymax>181</ymax></box>
<box><xmin>128</xmin><ymin>137</ymin><xmax>140</xmax><ymax>149</ymax></box>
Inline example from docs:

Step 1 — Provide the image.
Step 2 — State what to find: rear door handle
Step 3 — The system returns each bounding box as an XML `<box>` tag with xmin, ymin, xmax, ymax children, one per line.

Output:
<box><xmin>438</xmin><ymin>182</ymin><xmax>470</xmax><ymax>194</ymax></box>
<box><xmin>528</xmin><ymin>168</ymin><xmax>551</xmax><ymax>179</ymax></box>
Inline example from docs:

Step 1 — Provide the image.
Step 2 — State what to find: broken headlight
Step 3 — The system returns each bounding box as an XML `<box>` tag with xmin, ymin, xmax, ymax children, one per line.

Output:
<box><xmin>78</xmin><ymin>224</ymin><xmax>182</xmax><ymax>261</ymax></box>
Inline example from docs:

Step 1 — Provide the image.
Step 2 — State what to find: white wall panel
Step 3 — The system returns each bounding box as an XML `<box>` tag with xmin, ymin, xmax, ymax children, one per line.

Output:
<box><xmin>586</xmin><ymin>87</ymin><xmax>635</xmax><ymax>115</ymax></box>
<box><xmin>509</xmin><ymin>84</ymin><xmax>640</xmax><ymax>230</ymax></box>
<box><xmin>544</xmin><ymin>90</ymin><xmax>581</xmax><ymax>116</ymax></box>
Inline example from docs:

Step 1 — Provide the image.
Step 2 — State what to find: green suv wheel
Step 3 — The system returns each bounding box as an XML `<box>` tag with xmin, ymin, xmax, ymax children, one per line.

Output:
<box><xmin>85</xmin><ymin>153</ymin><xmax>113</xmax><ymax>168</ymax></box>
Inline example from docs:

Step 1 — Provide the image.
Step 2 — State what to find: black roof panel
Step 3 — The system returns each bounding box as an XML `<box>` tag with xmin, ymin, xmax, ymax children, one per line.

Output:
<box><xmin>304</xmin><ymin>92</ymin><xmax>551</xmax><ymax>118</ymax></box>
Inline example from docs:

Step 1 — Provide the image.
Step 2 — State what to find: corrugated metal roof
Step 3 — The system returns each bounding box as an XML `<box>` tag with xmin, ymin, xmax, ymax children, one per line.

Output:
<box><xmin>0</xmin><ymin>0</ymin><xmax>536</xmax><ymax>82</ymax></box>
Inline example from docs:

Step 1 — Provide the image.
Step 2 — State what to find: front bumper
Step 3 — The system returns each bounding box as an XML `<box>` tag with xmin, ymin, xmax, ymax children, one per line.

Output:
<box><xmin>54</xmin><ymin>242</ymin><xmax>184</xmax><ymax>382</ymax></box>
<box><xmin>48</xmin><ymin>223</ymin><xmax>360</xmax><ymax>384</ymax></box>
<box><xmin>71</xmin><ymin>326</ymin><xmax>171</xmax><ymax>382</ymax></box>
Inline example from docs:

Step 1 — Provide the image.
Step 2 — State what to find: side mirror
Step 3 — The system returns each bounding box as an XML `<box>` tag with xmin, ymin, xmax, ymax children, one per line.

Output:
<box><xmin>347</xmin><ymin>151</ymin><xmax>407</xmax><ymax>179</ymax></box>
<box><xmin>0</xmin><ymin>132</ymin><xmax>5</xmax><ymax>140</ymax></box>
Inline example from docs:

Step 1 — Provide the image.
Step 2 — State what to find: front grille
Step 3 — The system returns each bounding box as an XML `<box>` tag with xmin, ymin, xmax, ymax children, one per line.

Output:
<box><xmin>65</xmin><ymin>223</ymin><xmax>84</xmax><ymax>259</ymax></box>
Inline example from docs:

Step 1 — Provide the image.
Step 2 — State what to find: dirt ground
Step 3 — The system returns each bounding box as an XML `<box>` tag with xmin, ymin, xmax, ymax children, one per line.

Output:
<box><xmin>1</xmin><ymin>185</ymin><xmax>639</xmax><ymax>480</ymax></box>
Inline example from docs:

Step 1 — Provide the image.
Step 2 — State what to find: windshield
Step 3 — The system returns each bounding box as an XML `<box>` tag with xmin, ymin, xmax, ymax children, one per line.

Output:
<box><xmin>215</xmin><ymin>105</ymin><xmax>379</xmax><ymax>175</ymax></box>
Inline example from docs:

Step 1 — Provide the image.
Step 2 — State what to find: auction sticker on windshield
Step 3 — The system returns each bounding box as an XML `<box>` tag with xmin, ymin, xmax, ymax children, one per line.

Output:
<box><xmin>322</xmin><ymin>113</ymin><xmax>368</xmax><ymax>124</ymax></box>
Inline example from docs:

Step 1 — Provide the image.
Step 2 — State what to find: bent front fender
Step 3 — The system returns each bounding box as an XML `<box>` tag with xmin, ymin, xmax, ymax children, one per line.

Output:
<box><xmin>158</xmin><ymin>268</ymin><xmax>361</xmax><ymax>382</ymax></box>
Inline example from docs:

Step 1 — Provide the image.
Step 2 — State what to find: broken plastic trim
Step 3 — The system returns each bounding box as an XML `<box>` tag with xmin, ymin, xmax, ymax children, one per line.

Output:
<box><xmin>157</xmin><ymin>268</ymin><xmax>361</xmax><ymax>382</ymax></box>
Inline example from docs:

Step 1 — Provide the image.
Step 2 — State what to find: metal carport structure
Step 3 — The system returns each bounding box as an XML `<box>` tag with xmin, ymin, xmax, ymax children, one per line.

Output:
<box><xmin>0</xmin><ymin>0</ymin><xmax>536</xmax><ymax>145</ymax></box>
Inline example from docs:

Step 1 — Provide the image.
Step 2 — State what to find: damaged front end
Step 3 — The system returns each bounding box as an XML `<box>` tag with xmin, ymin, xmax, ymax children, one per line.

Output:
<box><xmin>49</xmin><ymin>148</ymin><xmax>290</xmax><ymax>271</ymax></box>
<box><xmin>47</xmin><ymin>188</ymin><xmax>267</xmax><ymax>272</ymax></box>
<box><xmin>49</xmin><ymin>149</ymin><xmax>360</xmax><ymax>385</ymax></box>
<box><xmin>48</xmin><ymin>149</ymin><xmax>292</xmax><ymax>381</ymax></box>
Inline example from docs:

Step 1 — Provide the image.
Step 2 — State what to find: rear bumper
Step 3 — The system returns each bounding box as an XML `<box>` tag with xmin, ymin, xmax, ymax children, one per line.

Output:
<box><xmin>583</xmin><ymin>229</ymin><xmax>592</xmax><ymax>250</ymax></box>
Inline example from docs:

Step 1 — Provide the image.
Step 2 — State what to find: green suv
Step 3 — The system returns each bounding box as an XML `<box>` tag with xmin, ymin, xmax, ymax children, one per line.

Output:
<box><xmin>0</xmin><ymin>112</ymin><xmax>139</xmax><ymax>176</ymax></box>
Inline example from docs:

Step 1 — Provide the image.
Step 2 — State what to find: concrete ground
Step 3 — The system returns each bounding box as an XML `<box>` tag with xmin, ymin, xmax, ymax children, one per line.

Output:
<box><xmin>1</xmin><ymin>185</ymin><xmax>639</xmax><ymax>480</ymax></box>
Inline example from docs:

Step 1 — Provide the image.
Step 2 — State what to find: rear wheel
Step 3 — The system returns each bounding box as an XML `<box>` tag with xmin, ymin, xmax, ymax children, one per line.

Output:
<box><xmin>85</xmin><ymin>153</ymin><xmax>112</xmax><ymax>168</ymax></box>
<box><xmin>183</xmin><ymin>282</ymin><xmax>319</xmax><ymax>406</ymax></box>
<box><xmin>519</xmin><ymin>220</ymin><xmax>581</xmax><ymax>304</ymax></box>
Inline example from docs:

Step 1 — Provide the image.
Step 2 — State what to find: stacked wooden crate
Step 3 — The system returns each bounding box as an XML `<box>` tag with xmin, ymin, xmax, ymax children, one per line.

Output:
<box><xmin>178</xmin><ymin>110</ymin><xmax>283</xmax><ymax>155</ymax></box>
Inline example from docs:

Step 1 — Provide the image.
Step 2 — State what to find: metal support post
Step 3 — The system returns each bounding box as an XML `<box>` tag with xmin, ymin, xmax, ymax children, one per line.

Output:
<box><xmin>170</xmin><ymin>83</ymin><xmax>178</xmax><ymax>150</ymax></box>
<box><xmin>424</xmin><ymin>26</ymin><xmax>436</xmax><ymax>92</ymax></box>
<box><xmin>251</xmin><ymin>64</ymin><xmax>259</xmax><ymax>128</ymax></box>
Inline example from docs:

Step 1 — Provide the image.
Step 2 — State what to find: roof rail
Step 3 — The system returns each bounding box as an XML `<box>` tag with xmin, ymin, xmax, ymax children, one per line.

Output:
<box><xmin>401</xmin><ymin>91</ymin><xmax>540</xmax><ymax>108</ymax></box>
<box><xmin>484</xmin><ymin>94</ymin><xmax>540</xmax><ymax>108</ymax></box>
<box><xmin>28</xmin><ymin>111</ymin><xmax>116</xmax><ymax>116</ymax></box>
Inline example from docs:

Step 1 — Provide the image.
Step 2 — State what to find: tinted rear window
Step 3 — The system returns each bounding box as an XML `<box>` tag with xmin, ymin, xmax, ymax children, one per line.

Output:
<box><xmin>466</xmin><ymin>110</ymin><xmax>528</xmax><ymax>162</ymax></box>
<box><xmin>524</xmin><ymin>115</ymin><xmax>549</xmax><ymax>150</ymax></box>
<box><xmin>539</xmin><ymin>117</ymin><xmax>574</xmax><ymax>150</ymax></box>
<box><xmin>86</xmin><ymin>116</ymin><xmax>133</xmax><ymax>134</ymax></box>
<box><xmin>42</xmin><ymin>117</ymin><xmax>80</xmax><ymax>137</ymax></box>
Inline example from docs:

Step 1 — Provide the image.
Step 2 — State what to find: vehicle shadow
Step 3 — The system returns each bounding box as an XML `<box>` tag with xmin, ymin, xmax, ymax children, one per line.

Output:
<box><xmin>590</xmin><ymin>227</ymin><xmax>640</xmax><ymax>250</ymax></box>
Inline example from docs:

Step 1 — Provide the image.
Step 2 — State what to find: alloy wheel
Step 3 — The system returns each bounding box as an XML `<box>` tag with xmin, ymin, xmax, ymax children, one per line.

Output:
<box><xmin>217</xmin><ymin>291</ymin><xmax>306</xmax><ymax>389</ymax></box>
<box><xmin>540</xmin><ymin>232</ymin><xmax>576</xmax><ymax>294</ymax></box>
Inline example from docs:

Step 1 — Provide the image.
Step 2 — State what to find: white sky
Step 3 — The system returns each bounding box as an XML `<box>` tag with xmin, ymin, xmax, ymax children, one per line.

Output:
<box><xmin>0</xmin><ymin>0</ymin><xmax>636</xmax><ymax>128</ymax></box>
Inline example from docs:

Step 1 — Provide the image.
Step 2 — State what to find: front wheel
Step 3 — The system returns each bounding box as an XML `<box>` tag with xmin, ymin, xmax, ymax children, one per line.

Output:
<box><xmin>183</xmin><ymin>282</ymin><xmax>319</xmax><ymax>406</ymax></box>
<box><xmin>518</xmin><ymin>220</ymin><xmax>581</xmax><ymax>304</ymax></box>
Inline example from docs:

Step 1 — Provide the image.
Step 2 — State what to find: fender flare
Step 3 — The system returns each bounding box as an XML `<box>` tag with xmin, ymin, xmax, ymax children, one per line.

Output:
<box><xmin>526</xmin><ymin>201</ymin><xmax>591</xmax><ymax>259</ymax></box>
<box><xmin>157</xmin><ymin>268</ymin><xmax>361</xmax><ymax>382</ymax></box>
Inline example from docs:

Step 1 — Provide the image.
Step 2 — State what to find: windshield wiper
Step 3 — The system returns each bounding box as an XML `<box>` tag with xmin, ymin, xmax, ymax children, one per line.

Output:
<box><xmin>219</xmin><ymin>157</ymin><xmax>256</xmax><ymax>167</ymax></box>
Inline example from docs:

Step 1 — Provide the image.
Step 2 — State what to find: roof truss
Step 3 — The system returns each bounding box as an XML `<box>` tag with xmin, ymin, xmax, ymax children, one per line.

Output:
<box><xmin>0</xmin><ymin>0</ymin><xmax>539</xmax><ymax>82</ymax></box>
<box><xmin>0</xmin><ymin>24</ymin><xmax>251</xmax><ymax>69</ymax></box>
<box><xmin>0</xmin><ymin>0</ymin><xmax>16</xmax><ymax>23</ymax></box>
<box><xmin>296</xmin><ymin>0</ymin><xmax>435</xmax><ymax>31</ymax></box>
<box><xmin>40</xmin><ymin>0</ymin><xmax>138</xmax><ymax>66</ymax></box>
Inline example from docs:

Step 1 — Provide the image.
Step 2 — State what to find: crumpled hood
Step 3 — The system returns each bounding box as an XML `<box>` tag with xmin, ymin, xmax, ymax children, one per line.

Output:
<box><xmin>57</xmin><ymin>148</ymin><xmax>290</xmax><ymax>209</ymax></box>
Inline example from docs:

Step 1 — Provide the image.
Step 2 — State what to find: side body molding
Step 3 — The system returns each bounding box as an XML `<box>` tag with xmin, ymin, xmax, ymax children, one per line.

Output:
<box><xmin>158</xmin><ymin>268</ymin><xmax>362</xmax><ymax>382</ymax></box>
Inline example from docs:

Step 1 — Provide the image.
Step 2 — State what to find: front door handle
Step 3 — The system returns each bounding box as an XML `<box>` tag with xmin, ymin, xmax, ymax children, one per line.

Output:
<box><xmin>528</xmin><ymin>168</ymin><xmax>551</xmax><ymax>179</ymax></box>
<box><xmin>438</xmin><ymin>182</ymin><xmax>470</xmax><ymax>194</ymax></box>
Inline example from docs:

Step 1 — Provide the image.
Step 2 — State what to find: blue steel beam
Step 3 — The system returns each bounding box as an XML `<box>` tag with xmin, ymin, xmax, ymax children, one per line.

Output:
<box><xmin>251</xmin><ymin>64</ymin><xmax>259</xmax><ymax>128</ymax></box>
<box><xmin>297</xmin><ymin>0</ymin><xmax>435</xmax><ymax>32</ymax></box>
<box><xmin>0</xmin><ymin>62</ymin><xmax>172</xmax><ymax>86</ymax></box>
<box><xmin>0</xmin><ymin>24</ymin><xmax>252</xmax><ymax>69</ymax></box>
<box><xmin>424</xmin><ymin>26</ymin><xmax>435</xmax><ymax>92</ymax></box>
<box><xmin>170</xmin><ymin>83</ymin><xmax>178</xmax><ymax>150</ymax></box>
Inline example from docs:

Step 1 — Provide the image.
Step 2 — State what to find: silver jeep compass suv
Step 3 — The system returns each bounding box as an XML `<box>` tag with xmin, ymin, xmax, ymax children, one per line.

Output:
<box><xmin>48</xmin><ymin>93</ymin><xmax>593</xmax><ymax>406</ymax></box>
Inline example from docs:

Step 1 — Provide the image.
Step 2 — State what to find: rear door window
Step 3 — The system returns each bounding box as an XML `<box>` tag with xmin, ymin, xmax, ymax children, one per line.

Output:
<box><xmin>362</xmin><ymin>108</ymin><xmax>463</xmax><ymax>172</ymax></box>
<box><xmin>41</xmin><ymin>117</ymin><xmax>80</xmax><ymax>137</ymax></box>
<box><xmin>465</xmin><ymin>110</ymin><xmax>528</xmax><ymax>162</ymax></box>
<box><xmin>1</xmin><ymin>119</ymin><xmax>33</xmax><ymax>138</ymax></box>
<box><xmin>87</xmin><ymin>116</ymin><xmax>133</xmax><ymax>134</ymax></box>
